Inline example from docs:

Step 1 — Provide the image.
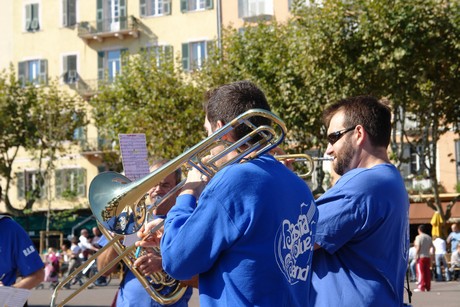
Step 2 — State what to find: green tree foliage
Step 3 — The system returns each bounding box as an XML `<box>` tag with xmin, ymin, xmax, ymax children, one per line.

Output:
<box><xmin>199</xmin><ymin>21</ymin><xmax>325</xmax><ymax>153</ymax></box>
<box><xmin>89</xmin><ymin>52</ymin><xmax>205</xmax><ymax>160</ymax></box>
<box><xmin>0</xmin><ymin>67</ymin><xmax>87</xmax><ymax>215</ymax></box>
<box><xmin>293</xmin><ymin>0</ymin><xmax>460</xmax><ymax>229</ymax></box>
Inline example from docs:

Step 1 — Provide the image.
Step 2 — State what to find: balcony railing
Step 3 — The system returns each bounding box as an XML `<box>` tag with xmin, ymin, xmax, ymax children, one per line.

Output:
<box><xmin>77</xmin><ymin>15</ymin><xmax>139</xmax><ymax>43</ymax></box>
<box><xmin>68</xmin><ymin>78</ymin><xmax>109</xmax><ymax>98</ymax></box>
<box><xmin>79</xmin><ymin>137</ymin><xmax>116</xmax><ymax>153</ymax></box>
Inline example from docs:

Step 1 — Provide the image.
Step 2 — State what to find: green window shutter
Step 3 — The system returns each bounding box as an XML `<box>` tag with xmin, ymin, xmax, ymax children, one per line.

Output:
<box><xmin>98</xmin><ymin>51</ymin><xmax>105</xmax><ymax>80</ymax></box>
<box><xmin>69</xmin><ymin>0</ymin><xmax>77</xmax><ymax>26</ymax></box>
<box><xmin>139</xmin><ymin>0</ymin><xmax>146</xmax><ymax>16</ymax></box>
<box><xmin>206</xmin><ymin>0</ymin><xmax>213</xmax><ymax>9</ymax></box>
<box><xmin>16</xmin><ymin>172</ymin><xmax>25</xmax><ymax>199</ymax></box>
<box><xmin>97</xmin><ymin>0</ymin><xmax>103</xmax><ymax>31</ymax></box>
<box><xmin>26</xmin><ymin>4</ymin><xmax>32</xmax><ymax>31</ymax></box>
<box><xmin>31</xmin><ymin>4</ymin><xmax>40</xmax><ymax>31</ymax></box>
<box><xmin>238</xmin><ymin>0</ymin><xmax>245</xmax><ymax>18</ymax></box>
<box><xmin>55</xmin><ymin>170</ymin><xmax>63</xmax><ymax>197</ymax></box>
<box><xmin>39</xmin><ymin>59</ymin><xmax>48</xmax><ymax>85</ymax></box>
<box><xmin>63</xmin><ymin>55</ymin><xmax>69</xmax><ymax>81</ymax></box>
<box><xmin>62</xmin><ymin>0</ymin><xmax>68</xmax><ymax>26</ymax></box>
<box><xmin>121</xmin><ymin>48</ymin><xmax>129</xmax><ymax>69</ymax></box>
<box><xmin>120</xmin><ymin>0</ymin><xmax>127</xmax><ymax>28</ymax></box>
<box><xmin>18</xmin><ymin>61</ymin><xmax>26</xmax><ymax>86</ymax></box>
<box><xmin>182</xmin><ymin>43</ymin><xmax>189</xmax><ymax>71</ymax></box>
<box><xmin>77</xmin><ymin>169</ymin><xmax>87</xmax><ymax>196</ymax></box>
<box><xmin>164</xmin><ymin>0</ymin><xmax>172</xmax><ymax>15</ymax></box>
<box><xmin>180</xmin><ymin>0</ymin><xmax>188</xmax><ymax>12</ymax></box>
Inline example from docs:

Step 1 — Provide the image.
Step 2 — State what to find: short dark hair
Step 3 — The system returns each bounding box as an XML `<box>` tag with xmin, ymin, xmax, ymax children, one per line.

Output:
<box><xmin>323</xmin><ymin>95</ymin><xmax>392</xmax><ymax>148</ymax></box>
<box><xmin>204</xmin><ymin>80</ymin><xmax>271</xmax><ymax>141</ymax></box>
<box><xmin>418</xmin><ymin>224</ymin><xmax>430</xmax><ymax>235</ymax></box>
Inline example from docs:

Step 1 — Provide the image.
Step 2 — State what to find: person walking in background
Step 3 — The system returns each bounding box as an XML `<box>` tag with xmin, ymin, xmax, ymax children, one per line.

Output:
<box><xmin>67</xmin><ymin>236</ymin><xmax>82</xmax><ymax>288</ymax></box>
<box><xmin>92</xmin><ymin>226</ymin><xmax>103</xmax><ymax>248</ymax></box>
<box><xmin>447</xmin><ymin>223</ymin><xmax>460</xmax><ymax>253</ymax></box>
<box><xmin>408</xmin><ymin>245</ymin><xmax>417</xmax><ymax>282</ymax></box>
<box><xmin>414</xmin><ymin>224</ymin><xmax>434</xmax><ymax>292</ymax></box>
<box><xmin>43</xmin><ymin>247</ymin><xmax>60</xmax><ymax>289</ymax></box>
<box><xmin>432</xmin><ymin>235</ymin><xmax>450</xmax><ymax>281</ymax></box>
<box><xmin>0</xmin><ymin>214</ymin><xmax>44</xmax><ymax>290</ymax></box>
<box><xmin>308</xmin><ymin>96</ymin><xmax>410</xmax><ymax>306</ymax></box>
<box><xmin>449</xmin><ymin>243</ymin><xmax>460</xmax><ymax>280</ymax></box>
<box><xmin>78</xmin><ymin>228</ymin><xmax>98</xmax><ymax>261</ymax></box>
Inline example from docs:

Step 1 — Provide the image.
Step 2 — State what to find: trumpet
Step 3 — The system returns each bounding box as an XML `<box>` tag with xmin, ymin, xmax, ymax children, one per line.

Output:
<box><xmin>50</xmin><ymin>109</ymin><xmax>286</xmax><ymax>306</ymax></box>
<box><xmin>274</xmin><ymin>154</ymin><xmax>333</xmax><ymax>178</ymax></box>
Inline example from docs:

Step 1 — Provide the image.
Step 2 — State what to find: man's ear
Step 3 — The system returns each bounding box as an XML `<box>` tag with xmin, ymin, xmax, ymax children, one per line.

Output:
<box><xmin>216</xmin><ymin>120</ymin><xmax>233</xmax><ymax>141</ymax></box>
<box><xmin>355</xmin><ymin>125</ymin><xmax>366</xmax><ymax>146</ymax></box>
<box><xmin>215</xmin><ymin>120</ymin><xmax>224</xmax><ymax>130</ymax></box>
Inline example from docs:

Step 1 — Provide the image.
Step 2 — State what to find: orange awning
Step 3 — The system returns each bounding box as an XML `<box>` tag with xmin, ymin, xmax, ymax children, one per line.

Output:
<box><xmin>409</xmin><ymin>200</ymin><xmax>460</xmax><ymax>224</ymax></box>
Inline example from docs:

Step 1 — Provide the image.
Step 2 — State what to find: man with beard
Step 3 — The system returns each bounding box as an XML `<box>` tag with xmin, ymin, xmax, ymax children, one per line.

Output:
<box><xmin>309</xmin><ymin>96</ymin><xmax>410</xmax><ymax>306</ymax></box>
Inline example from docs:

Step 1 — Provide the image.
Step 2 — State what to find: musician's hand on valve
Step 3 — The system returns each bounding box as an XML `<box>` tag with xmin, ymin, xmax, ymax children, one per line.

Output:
<box><xmin>136</xmin><ymin>219</ymin><xmax>164</xmax><ymax>247</ymax></box>
<box><xmin>180</xmin><ymin>156</ymin><xmax>211</xmax><ymax>199</ymax></box>
<box><xmin>133</xmin><ymin>249</ymin><xmax>163</xmax><ymax>276</ymax></box>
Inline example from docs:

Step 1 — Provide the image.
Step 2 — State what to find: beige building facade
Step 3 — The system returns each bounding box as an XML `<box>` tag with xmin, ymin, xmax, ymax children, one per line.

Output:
<box><xmin>0</xmin><ymin>0</ymin><xmax>458</xmax><ymax>227</ymax></box>
<box><xmin>0</xmin><ymin>0</ymin><xmax>295</xmax><ymax>220</ymax></box>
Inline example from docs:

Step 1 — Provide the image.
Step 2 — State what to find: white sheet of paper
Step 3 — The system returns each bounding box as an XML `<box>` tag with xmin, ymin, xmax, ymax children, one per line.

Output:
<box><xmin>0</xmin><ymin>286</ymin><xmax>31</xmax><ymax>307</ymax></box>
<box><xmin>118</xmin><ymin>134</ymin><xmax>150</xmax><ymax>181</ymax></box>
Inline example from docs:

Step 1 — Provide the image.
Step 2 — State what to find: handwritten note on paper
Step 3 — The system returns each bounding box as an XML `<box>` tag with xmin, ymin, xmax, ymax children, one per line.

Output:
<box><xmin>0</xmin><ymin>286</ymin><xmax>31</xmax><ymax>307</ymax></box>
<box><xmin>119</xmin><ymin>134</ymin><xmax>150</xmax><ymax>181</ymax></box>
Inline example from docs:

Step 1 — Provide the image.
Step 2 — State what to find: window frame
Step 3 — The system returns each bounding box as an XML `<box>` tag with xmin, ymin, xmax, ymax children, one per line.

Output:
<box><xmin>63</xmin><ymin>54</ymin><xmax>78</xmax><ymax>84</ymax></box>
<box><xmin>140</xmin><ymin>0</ymin><xmax>172</xmax><ymax>17</ymax></box>
<box><xmin>181</xmin><ymin>40</ymin><xmax>213</xmax><ymax>71</ymax></box>
<box><xmin>55</xmin><ymin>168</ymin><xmax>87</xmax><ymax>199</ymax></box>
<box><xmin>62</xmin><ymin>0</ymin><xmax>77</xmax><ymax>27</ymax></box>
<box><xmin>25</xmin><ymin>2</ymin><xmax>40</xmax><ymax>32</ymax></box>
<box><xmin>18</xmin><ymin>59</ymin><xmax>48</xmax><ymax>87</ymax></box>
<box><xmin>16</xmin><ymin>170</ymin><xmax>47</xmax><ymax>200</ymax></box>
<box><xmin>180</xmin><ymin>0</ymin><xmax>213</xmax><ymax>12</ymax></box>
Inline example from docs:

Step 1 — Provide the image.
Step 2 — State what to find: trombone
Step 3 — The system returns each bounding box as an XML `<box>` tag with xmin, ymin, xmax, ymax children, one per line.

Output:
<box><xmin>274</xmin><ymin>154</ymin><xmax>333</xmax><ymax>178</ymax></box>
<box><xmin>50</xmin><ymin>108</ymin><xmax>287</xmax><ymax>306</ymax></box>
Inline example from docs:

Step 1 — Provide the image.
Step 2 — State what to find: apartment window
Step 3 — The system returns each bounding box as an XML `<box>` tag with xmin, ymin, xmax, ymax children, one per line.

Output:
<box><xmin>63</xmin><ymin>0</ymin><xmax>77</xmax><ymax>27</ymax></box>
<box><xmin>140</xmin><ymin>0</ymin><xmax>171</xmax><ymax>17</ymax></box>
<box><xmin>180</xmin><ymin>0</ymin><xmax>213</xmax><ymax>12</ymax></box>
<box><xmin>238</xmin><ymin>0</ymin><xmax>273</xmax><ymax>20</ymax></box>
<box><xmin>63</xmin><ymin>55</ymin><xmax>78</xmax><ymax>84</ymax></box>
<box><xmin>16</xmin><ymin>171</ymin><xmax>47</xmax><ymax>200</ymax></box>
<box><xmin>98</xmin><ymin>49</ymin><xmax>128</xmax><ymax>83</ymax></box>
<box><xmin>25</xmin><ymin>3</ymin><xmax>40</xmax><ymax>32</ymax></box>
<box><xmin>97</xmin><ymin>0</ymin><xmax>127</xmax><ymax>32</ymax></box>
<box><xmin>55</xmin><ymin>168</ymin><xmax>86</xmax><ymax>199</ymax></box>
<box><xmin>142</xmin><ymin>45</ymin><xmax>173</xmax><ymax>66</ymax></box>
<box><xmin>72</xmin><ymin>112</ymin><xmax>86</xmax><ymax>141</ymax></box>
<box><xmin>18</xmin><ymin>59</ymin><xmax>48</xmax><ymax>86</ymax></box>
<box><xmin>182</xmin><ymin>41</ymin><xmax>212</xmax><ymax>71</ymax></box>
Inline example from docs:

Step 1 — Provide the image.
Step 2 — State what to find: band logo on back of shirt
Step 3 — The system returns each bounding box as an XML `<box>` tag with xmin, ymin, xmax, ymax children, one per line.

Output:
<box><xmin>274</xmin><ymin>201</ymin><xmax>316</xmax><ymax>285</ymax></box>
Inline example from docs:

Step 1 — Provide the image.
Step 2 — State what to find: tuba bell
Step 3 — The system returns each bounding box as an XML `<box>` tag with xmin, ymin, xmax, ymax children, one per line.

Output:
<box><xmin>50</xmin><ymin>109</ymin><xmax>287</xmax><ymax>306</ymax></box>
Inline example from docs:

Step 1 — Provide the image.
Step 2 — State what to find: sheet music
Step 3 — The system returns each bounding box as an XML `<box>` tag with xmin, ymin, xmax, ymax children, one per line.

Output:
<box><xmin>118</xmin><ymin>134</ymin><xmax>150</xmax><ymax>181</ymax></box>
<box><xmin>0</xmin><ymin>286</ymin><xmax>31</xmax><ymax>307</ymax></box>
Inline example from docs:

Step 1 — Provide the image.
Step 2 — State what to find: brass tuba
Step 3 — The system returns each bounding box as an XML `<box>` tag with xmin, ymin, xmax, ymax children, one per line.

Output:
<box><xmin>50</xmin><ymin>109</ymin><xmax>286</xmax><ymax>306</ymax></box>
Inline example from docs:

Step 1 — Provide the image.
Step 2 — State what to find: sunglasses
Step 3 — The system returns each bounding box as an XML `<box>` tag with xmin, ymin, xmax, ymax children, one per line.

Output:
<box><xmin>327</xmin><ymin>126</ymin><xmax>356</xmax><ymax>145</ymax></box>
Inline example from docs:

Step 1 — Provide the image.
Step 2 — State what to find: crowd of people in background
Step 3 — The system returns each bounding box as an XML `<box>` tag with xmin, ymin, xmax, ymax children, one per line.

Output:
<box><xmin>409</xmin><ymin>222</ymin><xmax>460</xmax><ymax>292</ymax></box>
<box><xmin>36</xmin><ymin>226</ymin><xmax>103</xmax><ymax>289</ymax></box>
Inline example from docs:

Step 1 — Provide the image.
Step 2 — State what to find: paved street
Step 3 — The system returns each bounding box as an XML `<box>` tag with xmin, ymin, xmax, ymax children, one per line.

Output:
<box><xmin>29</xmin><ymin>279</ymin><xmax>459</xmax><ymax>306</ymax></box>
<box><xmin>29</xmin><ymin>279</ymin><xmax>200</xmax><ymax>307</ymax></box>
